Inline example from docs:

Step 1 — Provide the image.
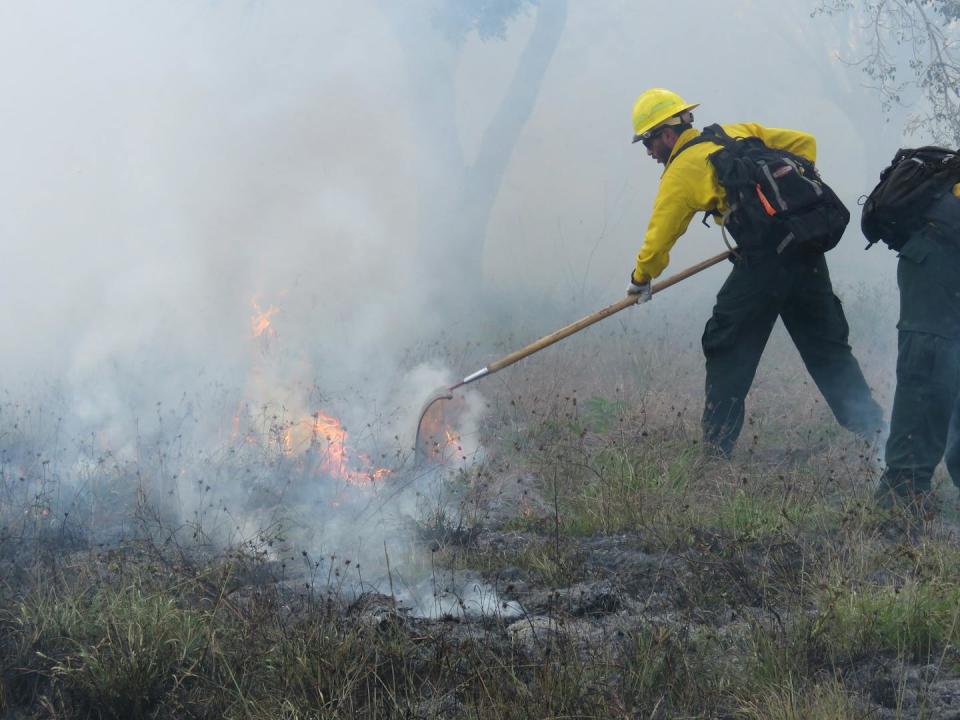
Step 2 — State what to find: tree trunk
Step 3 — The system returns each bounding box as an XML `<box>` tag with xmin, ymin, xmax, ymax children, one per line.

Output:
<box><xmin>384</xmin><ymin>1</ymin><xmax>567</xmax><ymax>307</ymax></box>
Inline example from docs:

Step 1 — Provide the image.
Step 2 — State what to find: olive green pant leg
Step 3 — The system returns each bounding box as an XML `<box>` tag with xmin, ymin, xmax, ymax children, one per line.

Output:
<box><xmin>702</xmin><ymin>262</ymin><xmax>781</xmax><ymax>456</ymax></box>
<box><xmin>779</xmin><ymin>256</ymin><xmax>884</xmax><ymax>439</ymax></box>
<box><xmin>882</xmin><ymin>332</ymin><xmax>960</xmax><ymax>493</ymax></box>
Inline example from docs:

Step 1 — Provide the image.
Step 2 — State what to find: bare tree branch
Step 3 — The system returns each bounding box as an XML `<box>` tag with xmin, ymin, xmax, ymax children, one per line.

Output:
<box><xmin>816</xmin><ymin>0</ymin><xmax>960</xmax><ymax>145</ymax></box>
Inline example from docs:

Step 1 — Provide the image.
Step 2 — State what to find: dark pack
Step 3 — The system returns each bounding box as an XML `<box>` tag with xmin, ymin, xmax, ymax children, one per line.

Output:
<box><xmin>861</xmin><ymin>146</ymin><xmax>960</xmax><ymax>251</ymax></box>
<box><xmin>676</xmin><ymin>124</ymin><xmax>849</xmax><ymax>256</ymax></box>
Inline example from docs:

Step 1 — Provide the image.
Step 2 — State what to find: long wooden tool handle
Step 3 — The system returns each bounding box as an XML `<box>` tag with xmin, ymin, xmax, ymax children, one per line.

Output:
<box><xmin>485</xmin><ymin>250</ymin><xmax>731</xmax><ymax>375</ymax></box>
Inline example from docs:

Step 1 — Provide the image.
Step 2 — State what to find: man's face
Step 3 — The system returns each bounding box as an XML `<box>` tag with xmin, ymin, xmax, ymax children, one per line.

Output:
<box><xmin>643</xmin><ymin>126</ymin><xmax>677</xmax><ymax>165</ymax></box>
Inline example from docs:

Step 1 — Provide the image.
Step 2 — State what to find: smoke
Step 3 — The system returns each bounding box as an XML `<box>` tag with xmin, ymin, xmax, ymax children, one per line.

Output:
<box><xmin>0</xmin><ymin>1</ymin><xmax>909</xmax><ymax>605</ymax></box>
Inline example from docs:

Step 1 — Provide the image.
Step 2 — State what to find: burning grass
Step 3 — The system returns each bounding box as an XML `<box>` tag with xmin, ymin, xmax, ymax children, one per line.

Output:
<box><xmin>4</xmin><ymin>284</ymin><xmax>960</xmax><ymax>717</ymax></box>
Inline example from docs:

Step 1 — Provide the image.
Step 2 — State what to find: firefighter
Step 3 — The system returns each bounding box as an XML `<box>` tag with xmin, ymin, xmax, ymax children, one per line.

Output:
<box><xmin>627</xmin><ymin>87</ymin><xmax>884</xmax><ymax>457</ymax></box>
<box><xmin>874</xmin><ymin>181</ymin><xmax>960</xmax><ymax>511</ymax></box>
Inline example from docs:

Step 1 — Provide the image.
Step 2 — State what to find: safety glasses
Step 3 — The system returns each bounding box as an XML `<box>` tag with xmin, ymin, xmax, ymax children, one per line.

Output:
<box><xmin>639</xmin><ymin>125</ymin><xmax>668</xmax><ymax>148</ymax></box>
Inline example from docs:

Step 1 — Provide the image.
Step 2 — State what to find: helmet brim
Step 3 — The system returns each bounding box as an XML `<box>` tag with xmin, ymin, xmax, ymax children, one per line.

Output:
<box><xmin>631</xmin><ymin>102</ymin><xmax>699</xmax><ymax>144</ymax></box>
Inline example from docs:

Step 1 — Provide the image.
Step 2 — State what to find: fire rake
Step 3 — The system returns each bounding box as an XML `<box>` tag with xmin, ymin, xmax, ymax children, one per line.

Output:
<box><xmin>414</xmin><ymin>250</ymin><xmax>732</xmax><ymax>462</ymax></box>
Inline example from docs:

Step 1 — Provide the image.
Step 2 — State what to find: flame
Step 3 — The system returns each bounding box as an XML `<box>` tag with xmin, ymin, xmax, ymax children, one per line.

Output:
<box><xmin>283</xmin><ymin>411</ymin><xmax>390</xmax><ymax>485</ymax></box>
<box><xmin>417</xmin><ymin>396</ymin><xmax>467</xmax><ymax>463</ymax></box>
<box><xmin>240</xmin><ymin>295</ymin><xmax>391</xmax><ymax>486</ymax></box>
<box><xmin>250</xmin><ymin>298</ymin><xmax>280</xmax><ymax>338</ymax></box>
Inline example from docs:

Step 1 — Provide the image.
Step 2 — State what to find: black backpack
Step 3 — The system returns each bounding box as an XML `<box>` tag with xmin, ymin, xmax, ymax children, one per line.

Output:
<box><xmin>861</xmin><ymin>146</ymin><xmax>960</xmax><ymax>251</ymax></box>
<box><xmin>675</xmin><ymin>124</ymin><xmax>849</xmax><ymax>256</ymax></box>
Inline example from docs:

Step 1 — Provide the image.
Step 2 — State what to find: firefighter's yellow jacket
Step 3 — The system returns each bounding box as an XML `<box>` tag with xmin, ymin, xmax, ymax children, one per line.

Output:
<box><xmin>634</xmin><ymin>123</ymin><xmax>817</xmax><ymax>282</ymax></box>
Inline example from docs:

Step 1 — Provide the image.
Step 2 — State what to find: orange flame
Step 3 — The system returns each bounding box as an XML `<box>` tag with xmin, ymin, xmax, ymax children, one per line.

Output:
<box><xmin>417</xmin><ymin>397</ymin><xmax>467</xmax><ymax>463</ymax></box>
<box><xmin>250</xmin><ymin>298</ymin><xmax>280</xmax><ymax>338</ymax></box>
<box><xmin>241</xmin><ymin>295</ymin><xmax>391</xmax><ymax>485</ymax></box>
<box><xmin>283</xmin><ymin>411</ymin><xmax>391</xmax><ymax>485</ymax></box>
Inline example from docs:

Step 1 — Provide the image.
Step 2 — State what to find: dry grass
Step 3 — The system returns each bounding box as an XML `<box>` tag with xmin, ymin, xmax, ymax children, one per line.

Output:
<box><xmin>2</xmin><ymin>285</ymin><xmax>959</xmax><ymax>718</ymax></box>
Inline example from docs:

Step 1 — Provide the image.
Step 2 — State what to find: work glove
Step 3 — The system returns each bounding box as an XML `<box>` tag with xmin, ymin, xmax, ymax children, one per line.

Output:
<box><xmin>627</xmin><ymin>272</ymin><xmax>652</xmax><ymax>303</ymax></box>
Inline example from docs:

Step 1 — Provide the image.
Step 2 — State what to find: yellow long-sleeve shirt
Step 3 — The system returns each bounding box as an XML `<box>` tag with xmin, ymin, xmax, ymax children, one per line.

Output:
<box><xmin>634</xmin><ymin>123</ymin><xmax>817</xmax><ymax>282</ymax></box>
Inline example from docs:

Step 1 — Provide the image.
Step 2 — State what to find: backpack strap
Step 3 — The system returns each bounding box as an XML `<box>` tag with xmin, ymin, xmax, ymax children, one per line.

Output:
<box><xmin>668</xmin><ymin>124</ymin><xmax>735</xmax><ymax>230</ymax></box>
<box><xmin>668</xmin><ymin>123</ymin><xmax>733</xmax><ymax>164</ymax></box>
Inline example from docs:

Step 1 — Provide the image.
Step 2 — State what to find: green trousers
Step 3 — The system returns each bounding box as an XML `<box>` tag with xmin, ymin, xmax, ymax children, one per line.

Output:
<box><xmin>882</xmin><ymin>333</ymin><xmax>960</xmax><ymax>493</ymax></box>
<box><xmin>701</xmin><ymin>252</ymin><xmax>883</xmax><ymax>456</ymax></box>
<box><xmin>881</xmin><ymin>195</ymin><xmax>960</xmax><ymax>495</ymax></box>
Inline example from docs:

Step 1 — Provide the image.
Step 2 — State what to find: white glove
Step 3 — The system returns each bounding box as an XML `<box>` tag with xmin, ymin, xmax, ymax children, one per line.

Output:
<box><xmin>627</xmin><ymin>273</ymin><xmax>652</xmax><ymax>303</ymax></box>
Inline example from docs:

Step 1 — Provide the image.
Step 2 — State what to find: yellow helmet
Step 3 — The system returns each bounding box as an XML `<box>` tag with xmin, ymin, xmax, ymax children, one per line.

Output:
<box><xmin>631</xmin><ymin>88</ymin><xmax>699</xmax><ymax>144</ymax></box>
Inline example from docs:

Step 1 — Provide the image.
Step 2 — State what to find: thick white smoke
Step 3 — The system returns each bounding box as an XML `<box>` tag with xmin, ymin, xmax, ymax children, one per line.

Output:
<box><xmin>0</xmin><ymin>1</ymin><xmax>917</xmax><ymax>611</ymax></box>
